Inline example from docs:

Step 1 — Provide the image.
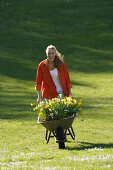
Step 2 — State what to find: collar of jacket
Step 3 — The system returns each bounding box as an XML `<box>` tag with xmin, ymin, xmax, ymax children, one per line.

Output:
<box><xmin>43</xmin><ymin>58</ymin><xmax>48</xmax><ymax>65</ymax></box>
<box><xmin>43</xmin><ymin>58</ymin><xmax>50</xmax><ymax>71</ymax></box>
<box><xmin>43</xmin><ymin>58</ymin><xmax>61</xmax><ymax>70</ymax></box>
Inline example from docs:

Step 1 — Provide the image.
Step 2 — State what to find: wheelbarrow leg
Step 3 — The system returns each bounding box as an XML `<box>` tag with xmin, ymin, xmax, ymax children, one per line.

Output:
<box><xmin>64</xmin><ymin>129</ymin><xmax>68</xmax><ymax>142</ymax></box>
<box><xmin>45</xmin><ymin>130</ymin><xmax>51</xmax><ymax>143</ymax></box>
<box><xmin>67</xmin><ymin>126</ymin><xmax>75</xmax><ymax>140</ymax></box>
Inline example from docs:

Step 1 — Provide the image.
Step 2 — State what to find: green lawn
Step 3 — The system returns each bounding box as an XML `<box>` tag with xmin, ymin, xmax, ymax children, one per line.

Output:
<box><xmin>0</xmin><ymin>0</ymin><xmax>113</xmax><ymax>169</ymax></box>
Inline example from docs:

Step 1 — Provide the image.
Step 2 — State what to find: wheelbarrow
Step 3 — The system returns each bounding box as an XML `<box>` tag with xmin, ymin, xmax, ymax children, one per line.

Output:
<box><xmin>37</xmin><ymin>113</ymin><xmax>77</xmax><ymax>149</ymax></box>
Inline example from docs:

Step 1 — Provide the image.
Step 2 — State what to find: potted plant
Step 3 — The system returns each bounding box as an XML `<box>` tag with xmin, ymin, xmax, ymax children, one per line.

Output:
<box><xmin>31</xmin><ymin>95</ymin><xmax>84</xmax><ymax>149</ymax></box>
<box><xmin>32</xmin><ymin>94</ymin><xmax>84</xmax><ymax>122</ymax></box>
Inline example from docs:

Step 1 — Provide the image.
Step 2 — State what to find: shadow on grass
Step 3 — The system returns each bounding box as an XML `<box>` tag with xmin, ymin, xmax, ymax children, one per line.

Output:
<box><xmin>0</xmin><ymin>112</ymin><xmax>37</xmax><ymax>120</ymax></box>
<box><xmin>66</xmin><ymin>142</ymin><xmax>113</xmax><ymax>150</ymax></box>
<box><xmin>0</xmin><ymin>56</ymin><xmax>36</xmax><ymax>81</ymax></box>
<box><xmin>0</xmin><ymin>100</ymin><xmax>38</xmax><ymax>120</ymax></box>
<box><xmin>71</xmin><ymin>80</ymin><xmax>97</xmax><ymax>88</ymax></box>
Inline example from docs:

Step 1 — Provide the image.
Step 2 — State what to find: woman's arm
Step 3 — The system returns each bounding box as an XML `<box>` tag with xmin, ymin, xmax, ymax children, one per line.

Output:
<box><xmin>69</xmin><ymin>89</ymin><xmax>74</xmax><ymax>98</ymax></box>
<box><xmin>63</xmin><ymin>62</ymin><xmax>74</xmax><ymax>98</ymax></box>
<box><xmin>37</xmin><ymin>90</ymin><xmax>41</xmax><ymax>102</ymax></box>
<box><xmin>63</xmin><ymin>62</ymin><xmax>72</xmax><ymax>89</ymax></box>
<box><xmin>35</xmin><ymin>63</ymin><xmax>42</xmax><ymax>102</ymax></box>
<box><xmin>36</xmin><ymin>63</ymin><xmax>42</xmax><ymax>91</ymax></box>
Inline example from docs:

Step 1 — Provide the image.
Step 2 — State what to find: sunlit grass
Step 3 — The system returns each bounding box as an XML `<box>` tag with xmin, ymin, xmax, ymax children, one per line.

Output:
<box><xmin>0</xmin><ymin>71</ymin><xmax>113</xmax><ymax>169</ymax></box>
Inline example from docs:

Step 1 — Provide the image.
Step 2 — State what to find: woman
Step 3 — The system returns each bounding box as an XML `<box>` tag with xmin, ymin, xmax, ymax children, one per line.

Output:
<box><xmin>35</xmin><ymin>45</ymin><xmax>74</xmax><ymax>102</ymax></box>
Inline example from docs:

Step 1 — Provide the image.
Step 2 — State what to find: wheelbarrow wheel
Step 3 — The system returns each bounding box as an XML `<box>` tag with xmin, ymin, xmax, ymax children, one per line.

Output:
<box><xmin>59</xmin><ymin>142</ymin><xmax>65</xmax><ymax>149</ymax></box>
<box><xmin>57</xmin><ymin>127</ymin><xmax>65</xmax><ymax>149</ymax></box>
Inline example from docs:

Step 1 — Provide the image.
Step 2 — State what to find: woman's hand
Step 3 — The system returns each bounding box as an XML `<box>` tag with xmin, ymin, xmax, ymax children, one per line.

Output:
<box><xmin>37</xmin><ymin>90</ymin><xmax>41</xmax><ymax>102</ymax></box>
<box><xmin>37</xmin><ymin>96</ymin><xmax>41</xmax><ymax>103</ymax></box>
<box><xmin>69</xmin><ymin>89</ymin><xmax>74</xmax><ymax>98</ymax></box>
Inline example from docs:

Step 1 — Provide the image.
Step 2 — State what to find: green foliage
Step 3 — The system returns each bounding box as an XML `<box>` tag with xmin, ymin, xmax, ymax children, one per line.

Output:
<box><xmin>32</xmin><ymin>96</ymin><xmax>82</xmax><ymax>121</ymax></box>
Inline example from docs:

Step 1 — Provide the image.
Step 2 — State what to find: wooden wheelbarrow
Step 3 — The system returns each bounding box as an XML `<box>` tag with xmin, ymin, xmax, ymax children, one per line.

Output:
<box><xmin>37</xmin><ymin>114</ymin><xmax>77</xmax><ymax>149</ymax></box>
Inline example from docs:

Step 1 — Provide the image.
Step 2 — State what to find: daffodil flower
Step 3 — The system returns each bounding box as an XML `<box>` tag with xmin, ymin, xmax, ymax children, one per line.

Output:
<box><xmin>78</xmin><ymin>101</ymin><xmax>82</xmax><ymax>107</ymax></box>
<box><xmin>49</xmin><ymin>102</ymin><xmax>52</xmax><ymax>106</ymax></box>
<box><xmin>43</xmin><ymin>118</ymin><xmax>46</xmax><ymax>121</ymax></box>
<box><xmin>57</xmin><ymin>99</ymin><xmax>60</xmax><ymax>102</ymax></box>
<box><xmin>33</xmin><ymin>108</ymin><xmax>36</xmax><ymax>111</ymax></box>
<box><xmin>59</xmin><ymin>94</ymin><xmax>62</xmax><ymax>98</ymax></box>
<box><xmin>69</xmin><ymin>95</ymin><xmax>72</xmax><ymax>98</ymax></box>
<box><xmin>39</xmin><ymin>112</ymin><xmax>43</xmax><ymax>116</ymax></box>
<box><xmin>50</xmin><ymin>113</ymin><xmax>53</xmax><ymax>116</ymax></box>
<box><xmin>45</xmin><ymin>105</ymin><xmax>49</xmax><ymax>109</ymax></box>
<box><xmin>31</xmin><ymin>96</ymin><xmax>84</xmax><ymax>121</ymax></box>
<box><xmin>38</xmin><ymin>104</ymin><xmax>41</xmax><ymax>108</ymax></box>
<box><xmin>73</xmin><ymin>99</ymin><xmax>77</xmax><ymax>104</ymax></box>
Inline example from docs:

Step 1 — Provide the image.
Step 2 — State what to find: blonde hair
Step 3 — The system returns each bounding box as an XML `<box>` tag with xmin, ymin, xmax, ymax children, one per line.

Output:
<box><xmin>46</xmin><ymin>45</ymin><xmax>56</xmax><ymax>54</ymax></box>
<box><xmin>46</xmin><ymin>45</ymin><xmax>64</xmax><ymax>67</ymax></box>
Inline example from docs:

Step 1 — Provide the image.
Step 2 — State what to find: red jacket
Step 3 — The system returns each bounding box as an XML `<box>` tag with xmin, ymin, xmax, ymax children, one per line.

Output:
<box><xmin>36</xmin><ymin>59</ymin><xmax>72</xmax><ymax>99</ymax></box>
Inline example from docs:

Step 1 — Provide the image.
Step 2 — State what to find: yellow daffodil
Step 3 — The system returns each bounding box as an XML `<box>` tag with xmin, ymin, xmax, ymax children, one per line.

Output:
<box><xmin>78</xmin><ymin>103</ymin><xmax>82</xmax><ymax>107</ymax></box>
<box><xmin>38</xmin><ymin>104</ymin><xmax>41</xmax><ymax>108</ymax></box>
<box><xmin>45</xmin><ymin>105</ymin><xmax>49</xmax><ymax>109</ymax></box>
<box><xmin>78</xmin><ymin>102</ymin><xmax>82</xmax><ymax>107</ymax></box>
<box><xmin>63</xmin><ymin>99</ymin><xmax>66</xmax><ymax>102</ymax></box>
<box><xmin>59</xmin><ymin>94</ymin><xmax>62</xmax><ymax>98</ymax></box>
<box><xmin>43</xmin><ymin>118</ymin><xmax>46</xmax><ymax>121</ymax></box>
<box><xmin>31</xmin><ymin>96</ymin><xmax>84</xmax><ymax>121</ymax></box>
<box><xmin>73</xmin><ymin>99</ymin><xmax>77</xmax><ymax>104</ymax></box>
<box><xmin>68</xmin><ymin>101</ymin><xmax>71</xmax><ymax>104</ymax></box>
<box><xmin>39</xmin><ymin>112</ymin><xmax>43</xmax><ymax>116</ymax></box>
<box><xmin>78</xmin><ymin>99</ymin><xmax>82</xmax><ymax>106</ymax></box>
<box><xmin>54</xmin><ymin>98</ymin><xmax>57</xmax><ymax>101</ymax></box>
<box><xmin>52</xmin><ymin>98</ymin><xmax>55</xmax><ymax>102</ymax></box>
<box><xmin>57</xmin><ymin>99</ymin><xmax>60</xmax><ymax>102</ymax></box>
<box><xmin>50</xmin><ymin>113</ymin><xmax>53</xmax><ymax>116</ymax></box>
<box><xmin>49</xmin><ymin>102</ymin><xmax>52</xmax><ymax>106</ymax></box>
<box><xmin>69</xmin><ymin>95</ymin><xmax>72</xmax><ymax>98</ymax></box>
<box><xmin>67</xmin><ymin>97</ymin><xmax>71</xmax><ymax>102</ymax></box>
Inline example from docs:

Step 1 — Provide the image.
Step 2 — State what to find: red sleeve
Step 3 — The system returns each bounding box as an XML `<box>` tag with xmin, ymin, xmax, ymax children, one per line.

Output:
<box><xmin>35</xmin><ymin>63</ymin><xmax>43</xmax><ymax>91</ymax></box>
<box><xmin>63</xmin><ymin>62</ymin><xmax>72</xmax><ymax>89</ymax></box>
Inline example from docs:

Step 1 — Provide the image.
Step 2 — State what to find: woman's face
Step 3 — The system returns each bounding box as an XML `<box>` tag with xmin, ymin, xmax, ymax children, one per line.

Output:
<box><xmin>46</xmin><ymin>48</ymin><xmax>56</xmax><ymax>62</ymax></box>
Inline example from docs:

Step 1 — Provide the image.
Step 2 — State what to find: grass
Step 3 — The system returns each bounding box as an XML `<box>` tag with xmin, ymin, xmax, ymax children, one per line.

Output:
<box><xmin>0</xmin><ymin>0</ymin><xmax>113</xmax><ymax>169</ymax></box>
